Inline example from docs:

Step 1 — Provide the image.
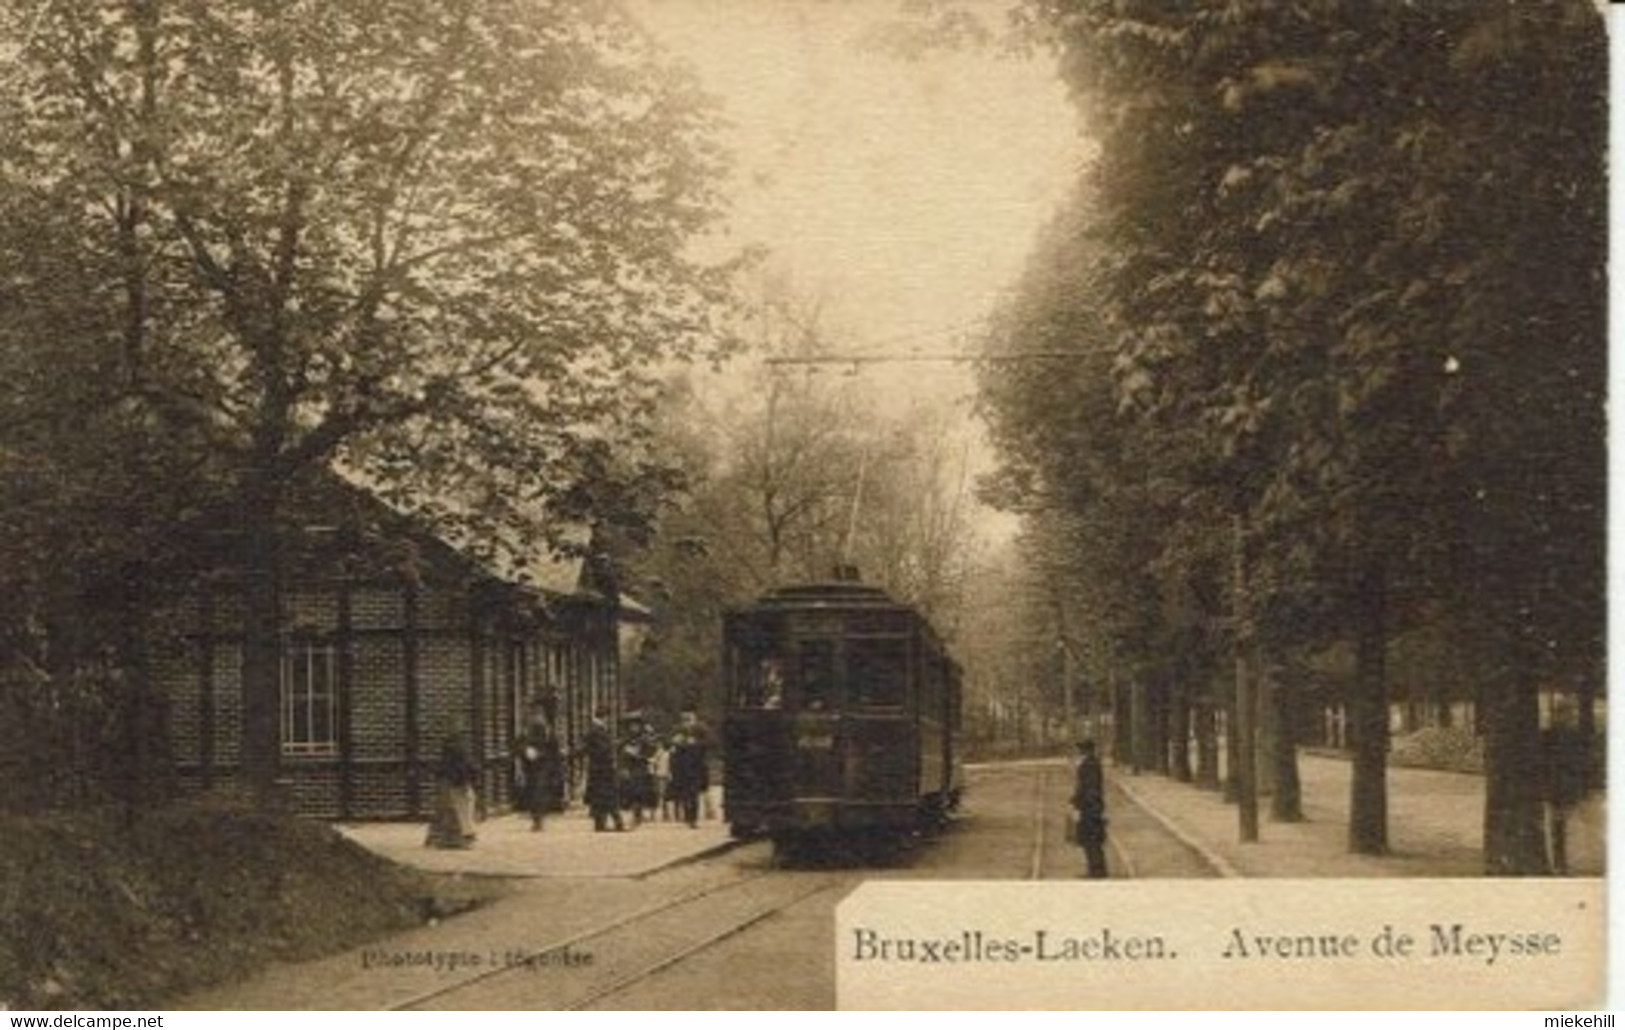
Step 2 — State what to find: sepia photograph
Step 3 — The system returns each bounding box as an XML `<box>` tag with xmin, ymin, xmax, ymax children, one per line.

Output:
<box><xmin>0</xmin><ymin>0</ymin><xmax>1608</xmax><ymax>1014</ymax></box>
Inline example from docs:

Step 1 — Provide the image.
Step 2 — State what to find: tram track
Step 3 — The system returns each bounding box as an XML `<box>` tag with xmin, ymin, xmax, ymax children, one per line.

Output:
<box><xmin>564</xmin><ymin>877</ymin><xmax>845</xmax><ymax>1010</ymax></box>
<box><xmin>398</xmin><ymin>760</ymin><xmax>1221</xmax><ymax>1010</ymax></box>
<box><xmin>1002</xmin><ymin>759</ymin><xmax>1223</xmax><ymax>880</ymax></box>
<box><xmin>1106</xmin><ymin>822</ymin><xmax>1139</xmax><ymax>879</ymax></box>
<box><xmin>388</xmin><ymin>868</ymin><xmax>774</xmax><ymax>1010</ymax></box>
<box><xmin>391</xmin><ymin>867</ymin><xmax>844</xmax><ymax>1011</ymax></box>
<box><xmin>1025</xmin><ymin>765</ymin><xmax>1049</xmax><ymax>880</ymax></box>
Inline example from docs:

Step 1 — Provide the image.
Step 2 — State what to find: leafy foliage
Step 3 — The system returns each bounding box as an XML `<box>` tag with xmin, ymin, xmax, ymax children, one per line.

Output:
<box><xmin>981</xmin><ymin>0</ymin><xmax>1604</xmax><ymax>871</ymax></box>
<box><xmin>615</xmin><ymin>280</ymin><xmax>984</xmax><ymax>725</ymax></box>
<box><xmin>0</xmin><ymin>0</ymin><xmax>738</xmax><ymax>798</ymax></box>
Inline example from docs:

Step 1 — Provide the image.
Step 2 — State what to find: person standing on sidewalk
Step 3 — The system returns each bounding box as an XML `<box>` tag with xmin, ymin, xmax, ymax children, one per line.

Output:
<box><xmin>620</xmin><ymin>715</ymin><xmax>658</xmax><ymax>827</ymax></box>
<box><xmin>1541</xmin><ymin>715</ymin><xmax>1590</xmax><ymax>875</ymax></box>
<box><xmin>426</xmin><ymin>735</ymin><xmax>479</xmax><ymax>849</ymax></box>
<box><xmin>669</xmin><ymin>708</ymin><xmax>710</xmax><ymax>828</ymax></box>
<box><xmin>515</xmin><ymin>705</ymin><xmax>559</xmax><ymax>832</ymax></box>
<box><xmin>1071</xmin><ymin>739</ymin><xmax>1108</xmax><ymax>878</ymax></box>
<box><xmin>585</xmin><ymin>709</ymin><xmax>624</xmax><ymax>832</ymax></box>
<box><xmin>652</xmin><ymin>737</ymin><xmax>674</xmax><ymax>822</ymax></box>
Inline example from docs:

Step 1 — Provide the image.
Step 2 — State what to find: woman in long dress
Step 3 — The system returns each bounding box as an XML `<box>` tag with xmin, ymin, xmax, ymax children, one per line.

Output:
<box><xmin>426</xmin><ymin>737</ymin><xmax>478</xmax><ymax>848</ymax></box>
<box><xmin>516</xmin><ymin>713</ymin><xmax>559</xmax><ymax>831</ymax></box>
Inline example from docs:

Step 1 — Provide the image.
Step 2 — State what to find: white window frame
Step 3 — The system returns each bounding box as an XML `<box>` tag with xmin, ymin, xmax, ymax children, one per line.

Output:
<box><xmin>281</xmin><ymin>639</ymin><xmax>339</xmax><ymax>757</ymax></box>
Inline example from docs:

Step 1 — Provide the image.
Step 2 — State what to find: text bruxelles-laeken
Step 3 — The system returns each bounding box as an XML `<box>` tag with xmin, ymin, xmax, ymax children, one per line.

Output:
<box><xmin>849</xmin><ymin>928</ymin><xmax>1171</xmax><ymax>963</ymax></box>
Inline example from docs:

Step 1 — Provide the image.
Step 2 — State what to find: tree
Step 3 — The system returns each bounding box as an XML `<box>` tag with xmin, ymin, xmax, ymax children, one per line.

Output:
<box><xmin>0</xmin><ymin>163</ymin><xmax>236</xmax><ymax>812</ymax></box>
<box><xmin>3</xmin><ymin>0</ymin><xmax>735</xmax><ymax>802</ymax></box>
<box><xmin>616</xmin><ymin>279</ymin><xmax>984</xmax><ymax>725</ymax></box>
<box><xmin>1007</xmin><ymin>0</ymin><xmax>1604</xmax><ymax>871</ymax></box>
<box><xmin>1430</xmin><ymin>3</ymin><xmax>1605</xmax><ymax>873</ymax></box>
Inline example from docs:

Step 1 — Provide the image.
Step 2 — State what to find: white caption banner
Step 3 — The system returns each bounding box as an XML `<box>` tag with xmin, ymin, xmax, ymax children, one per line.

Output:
<box><xmin>836</xmin><ymin>878</ymin><xmax>1605</xmax><ymax>1010</ymax></box>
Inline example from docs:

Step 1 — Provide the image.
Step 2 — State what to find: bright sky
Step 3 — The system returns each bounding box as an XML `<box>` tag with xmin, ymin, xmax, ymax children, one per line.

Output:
<box><xmin>634</xmin><ymin>1</ymin><xmax>1081</xmax><ymax>343</ymax></box>
<box><xmin>628</xmin><ymin>0</ymin><xmax>1088</xmax><ymax>540</ymax></box>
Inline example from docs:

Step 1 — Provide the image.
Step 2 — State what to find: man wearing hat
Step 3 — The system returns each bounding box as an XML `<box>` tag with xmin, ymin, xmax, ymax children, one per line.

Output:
<box><xmin>1071</xmin><ymin>739</ymin><xmax>1108</xmax><ymax>878</ymax></box>
<box><xmin>585</xmin><ymin>708</ymin><xmax>625</xmax><ymax>832</ymax></box>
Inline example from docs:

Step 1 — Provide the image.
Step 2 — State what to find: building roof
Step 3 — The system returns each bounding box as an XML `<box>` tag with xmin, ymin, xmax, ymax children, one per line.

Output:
<box><xmin>291</xmin><ymin>470</ymin><xmax>613</xmax><ymax>607</ymax></box>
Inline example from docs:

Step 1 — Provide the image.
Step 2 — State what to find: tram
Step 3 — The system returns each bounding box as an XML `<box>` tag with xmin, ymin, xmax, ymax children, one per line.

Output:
<box><xmin>720</xmin><ymin>575</ymin><xmax>963</xmax><ymax>853</ymax></box>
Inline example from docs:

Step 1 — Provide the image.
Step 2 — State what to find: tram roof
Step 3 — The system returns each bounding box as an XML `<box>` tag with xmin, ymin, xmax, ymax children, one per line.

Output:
<box><xmin>746</xmin><ymin>580</ymin><xmax>904</xmax><ymax>610</ymax></box>
<box><xmin>730</xmin><ymin>580</ymin><xmax>958</xmax><ymax>663</ymax></box>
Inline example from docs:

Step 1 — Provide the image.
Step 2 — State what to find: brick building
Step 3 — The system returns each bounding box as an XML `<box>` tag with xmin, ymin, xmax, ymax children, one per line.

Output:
<box><xmin>158</xmin><ymin>482</ymin><xmax>628</xmax><ymax>819</ymax></box>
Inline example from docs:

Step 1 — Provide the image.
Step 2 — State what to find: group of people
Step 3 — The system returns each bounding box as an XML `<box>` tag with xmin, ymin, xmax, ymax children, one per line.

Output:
<box><xmin>424</xmin><ymin>703</ymin><xmax>714</xmax><ymax>848</ymax></box>
<box><xmin>430</xmin><ymin>710</ymin><xmax>1105</xmax><ymax>872</ymax></box>
<box><xmin>584</xmin><ymin>708</ymin><xmax>712</xmax><ymax>832</ymax></box>
<box><xmin>427</xmin><ymin>725</ymin><xmax>555</xmax><ymax>848</ymax></box>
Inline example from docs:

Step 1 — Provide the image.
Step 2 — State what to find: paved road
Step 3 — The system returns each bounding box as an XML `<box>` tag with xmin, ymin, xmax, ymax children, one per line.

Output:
<box><xmin>379</xmin><ymin>760</ymin><xmax>1217</xmax><ymax>1011</ymax></box>
<box><xmin>188</xmin><ymin>752</ymin><xmax>1582</xmax><ymax>1010</ymax></box>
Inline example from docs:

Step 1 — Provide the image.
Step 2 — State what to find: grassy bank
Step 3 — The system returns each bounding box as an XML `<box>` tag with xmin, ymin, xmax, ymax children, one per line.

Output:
<box><xmin>0</xmin><ymin>801</ymin><xmax>502</xmax><ymax>1010</ymax></box>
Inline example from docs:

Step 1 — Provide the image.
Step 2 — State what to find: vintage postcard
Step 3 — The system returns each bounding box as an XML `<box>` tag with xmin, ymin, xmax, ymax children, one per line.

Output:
<box><xmin>0</xmin><ymin>0</ymin><xmax>1607</xmax><ymax>1015</ymax></box>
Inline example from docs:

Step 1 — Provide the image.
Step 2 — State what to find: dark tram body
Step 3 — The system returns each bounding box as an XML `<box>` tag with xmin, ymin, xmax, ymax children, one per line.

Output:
<box><xmin>721</xmin><ymin>580</ymin><xmax>963</xmax><ymax>848</ymax></box>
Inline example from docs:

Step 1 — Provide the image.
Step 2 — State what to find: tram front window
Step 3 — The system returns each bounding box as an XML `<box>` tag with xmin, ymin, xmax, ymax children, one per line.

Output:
<box><xmin>798</xmin><ymin>639</ymin><xmax>835</xmax><ymax>711</ymax></box>
<box><xmin>849</xmin><ymin>638</ymin><xmax>905</xmax><ymax>705</ymax></box>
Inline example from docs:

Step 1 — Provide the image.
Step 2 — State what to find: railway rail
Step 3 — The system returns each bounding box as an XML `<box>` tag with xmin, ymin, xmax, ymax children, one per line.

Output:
<box><xmin>1025</xmin><ymin>765</ymin><xmax>1050</xmax><ymax>880</ymax></box>
<box><xmin>392</xmin><ymin>866</ymin><xmax>841</xmax><ymax>1011</ymax></box>
<box><xmin>565</xmin><ymin>877</ymin><xmax>844</xmax><ymax>1010</ymax></box>
<box><xmin>979</xmin><ymin>758</ymin><xmax>1224</xmax><ymax>881</ymax></box>
<box><xmin>391</xmin><ymin>759</ymin><xmax>1223</xmax><ymax>1010</ymax></box>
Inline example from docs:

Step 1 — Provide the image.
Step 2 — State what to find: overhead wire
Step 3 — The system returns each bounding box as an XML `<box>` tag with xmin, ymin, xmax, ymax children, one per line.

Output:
<box><xmin>757</xmin><ymin>315</ymin><xmax>1096</xmax><ymax>366</ymax></box>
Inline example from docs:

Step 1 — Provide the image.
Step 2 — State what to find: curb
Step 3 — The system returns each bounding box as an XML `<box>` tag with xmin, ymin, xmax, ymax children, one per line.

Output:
<box><xmin>1110</xmin><ymin>773</ymin><xmax>1243</xmax><ymax>879</ymax></box>
<box><xmin>630</xmin><ymin>835</ymin><xmax>749</xmax><ymax>880</ymax></box>
<box><xmin>1106</xmin><ymin>830</ymin><xmax>1138</xmax><ymax>880</ymax></box>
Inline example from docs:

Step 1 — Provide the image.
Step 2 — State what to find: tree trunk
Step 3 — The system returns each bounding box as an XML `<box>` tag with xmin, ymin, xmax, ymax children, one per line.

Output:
<box><xmin>1056</xmin><ymin>633</ymin><xmax>1074</xmax><ymax>745</ymax></box>
<box><xmin>42</xmin><ymin>593</ymin><xmax>84</xmax><ymax>810</ymax></box>
<box><xmin>1348</xmin><ymin>554</ymin><xmax>1388</xmax><ymax>855</ymax></box>
<box><xmin>1151</xmin><ymin>671</ymin><xmax>1172</xmax><ymax>776</ymax></box>
<box><xmin>1233</xmin><ymin>647</ymin><xmax>1258</xmax><ymax>841</ymax></box>
<box><xmin>239</xmin><ymin>476</ymin><xmax>284</xmax><ymax>807</ymax></box>
<box><xmin>1222</xmin><ymin>692</ymin><xmax>1239</xmax><ymax>802</ymax></box>
<box><xmin>1130</xmin><ymin>678</ymin><xmax>1155</xmax><ymax>773</ymax></box>
<box><xmin>1169</xmin><ymin>669</ymin><xmax>1192</xmax><ymax>783</ymax></box>
<box><xmin>1270</xmin><ymin>662</ymin><xmax>1303</xmax><ymax>822</ymax></box>
<box><xmin>1481</xmin><ymin>644</ymin><xmax>1549</xmax><ymax>875</ymax></box>
<box><xmin>115</xmin><ymin>560</ymin><xmax>164</xmax><ymax>824</ymax></box>
<box><xmin>1111</xmin><ymin>672</ymin><xmax>1130</xmax><ymax>766</ymax></box>
<box><xmin>1574</xmin><ymin>669</ymin><xmax>1595</xmax><ymax>793</ymax></box>
<box><xmin>1195</xmin><ymin>699</ymin><xmax>1220</xmax><ymax>790</ymax></box>
<box><xmin>1255</xmin><ymin>654</ymin><xmax>1277</xmax><ymax>798</ymax></box>
<box><xmin>1231</xmin><ymin>515</ymin><xmax>1258</xmax><ymax>841</ymax></box>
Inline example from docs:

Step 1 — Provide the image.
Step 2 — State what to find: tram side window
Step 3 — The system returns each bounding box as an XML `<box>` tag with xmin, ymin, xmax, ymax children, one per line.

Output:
<box><xmin>759</xmin><ymin>658</ymin><xmax>785</xmax><ymax>708</ymax></box>
<box><xmin>849</xmin><ymin>638</ymin><xmax>906</xmax><ymax>706</ymax></box>
<box><xmin>735</xmin><ymin>653</ymin><xmax>785</xmax><ymax>709</ymax></box>
<box><xmin>729</xmin><ymin>613</ymin><xmax>786</xmax><ymax>709</ymax></box>
<box><xmin>919</xmin><ymin>651</ymin><xmax>938</xmax><ymax>713</ymax></box>
<box><xmin>798</xmin><ymin>639</ymin><xmax>836</xmax><ymax>711</ymax></box>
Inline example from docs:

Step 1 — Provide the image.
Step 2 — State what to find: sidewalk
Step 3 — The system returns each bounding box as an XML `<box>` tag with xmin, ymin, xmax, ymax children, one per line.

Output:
<box><xmin>176</xmin><ymin>801</ymin><xmax>736</xmax><ymax>1008</ymax></box>
<box><xmin>1112</xmin><ymin>752</ymin><xmax>1606</xmax><ymax>878</ymax></box>
<box><xmin>338</xmin><ymin>791</ymin><xmax>736</xmax><ymax>879</ymax></box>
